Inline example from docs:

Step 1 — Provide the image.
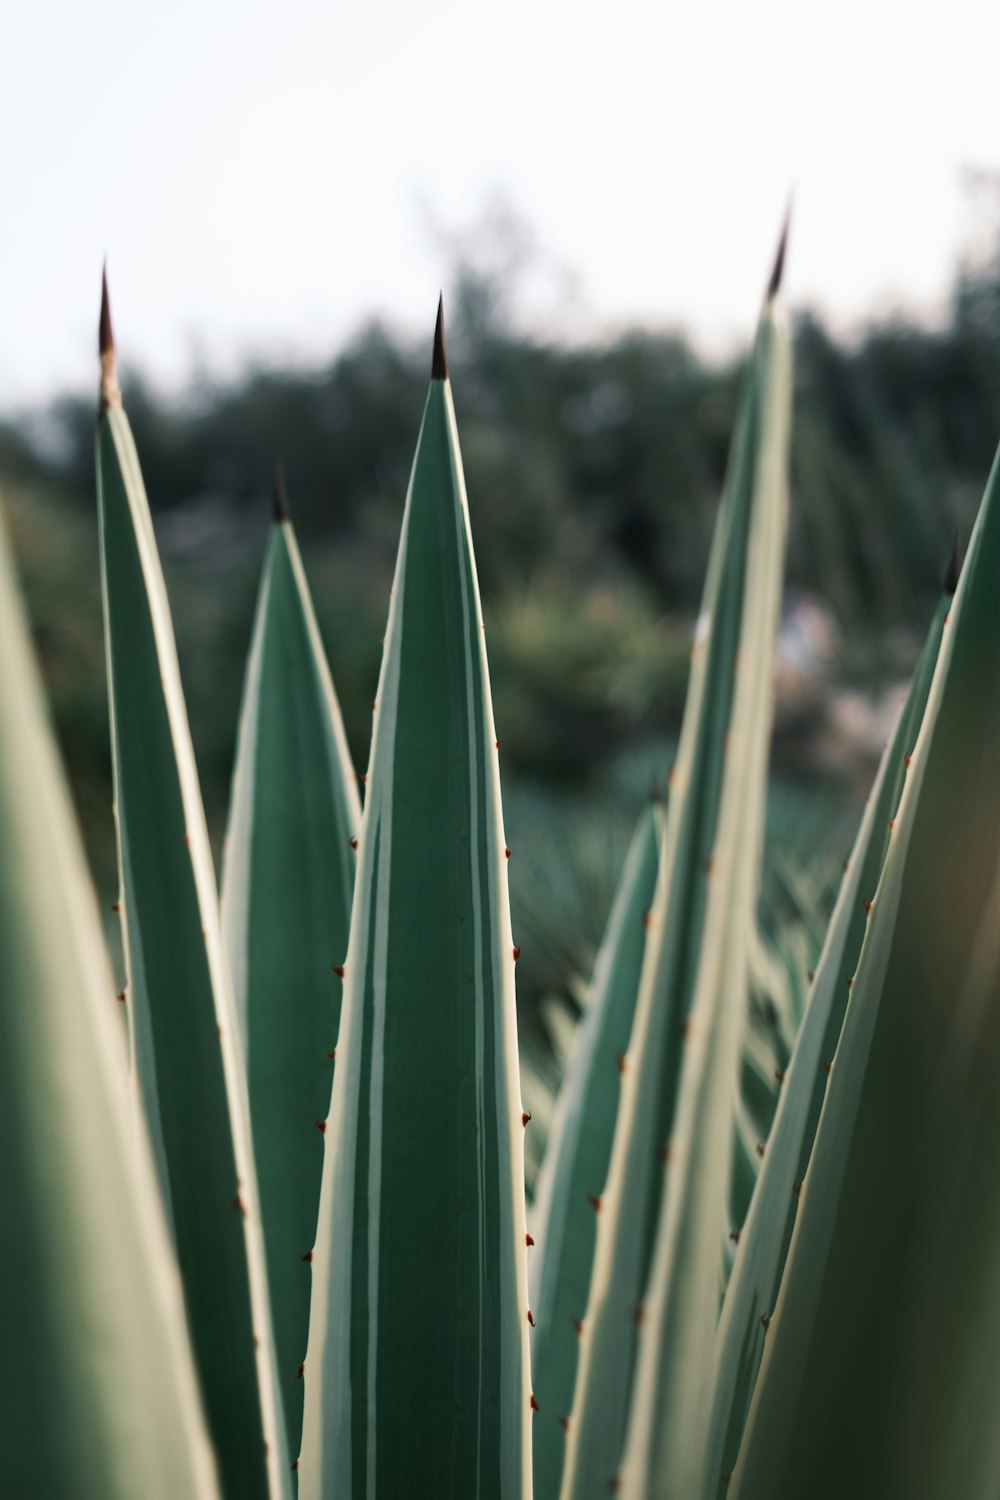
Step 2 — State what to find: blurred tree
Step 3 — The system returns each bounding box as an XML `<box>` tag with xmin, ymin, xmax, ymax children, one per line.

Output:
<box><xmin>5</xmin><ymin>194</ymin><xmax>1000</xmax><ymax>1018</ymax></box>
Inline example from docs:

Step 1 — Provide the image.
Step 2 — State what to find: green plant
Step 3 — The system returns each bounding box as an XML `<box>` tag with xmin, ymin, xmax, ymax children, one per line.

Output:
<box><xmin>2</xmin><ymin>229</ymin><xmax>1000</xmax><ymax>1500</ymax></box>
<box><xmin>552</xmin><ymin>228</ymin><xmax>791</xmax><ymax>1500</ymax></box>
<box><xmin>0</xmin><ymin>488</ymin><xmax>218</xmax><ymax>1500</ymax></box>
<box><xmin>530</xmin><ymin>310</ymin><xmax>1000</xmax><ymax>1498</ymax></box>
<box><xmin>221</xmin><ymin>468</ymin><xmax>361</xmax><ymax>1460</ymax></box>
<box><xmin>529</xmin><ymin>804</ymin><xmax>661</xmax><ymax>1499</ymax></box>
<box><xmin>97</xmin><ymin>285</ymin><xmax>290</xmax><ymax>1499</ymax></box>
<box><xmin>698</xmin><ymin>571</ymin><xmax>950</xmax><ymax>1496</ymax></box>
<box><xmin>729</xmin><ymin>480</ymin><xmax>1000</xmax><ymax>1498</ymax></box>
<box><xmin>298</xmin><ymin>304</ymin><xmax>532</xmax><ymax>1497</ymax></box>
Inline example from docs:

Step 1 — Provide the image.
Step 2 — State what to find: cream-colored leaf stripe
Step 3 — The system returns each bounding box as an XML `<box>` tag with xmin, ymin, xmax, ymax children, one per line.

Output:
<box><xmin>301</xmin><ymin>373</ymin><xmax>530</xmax><ymax>1499</ymax></box>
<box><xmin>98</xmin><ymin>401</ymin><xmax>291</xmax><ymax>1499</ymax></box>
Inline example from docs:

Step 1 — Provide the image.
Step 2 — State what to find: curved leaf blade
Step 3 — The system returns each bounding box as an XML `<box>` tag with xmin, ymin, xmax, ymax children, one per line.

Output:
<box><xmin>97</xmin><ymin>362</ymin><xmax>289</xmax><ymax>1500</ymax></box>
<box><xmin>701</xmin><ymin>588</ymin><xmax>948</xmax><ymax>1497</ymax></box>
<box><xmin>618</xmin><ymin>298</ymin><xmax>790</xmax><ymax>1500</ymax></box>
<box><xmin>0</xmin><ymin>505</ymin><xmax>220</xmax><ymax>1500</ymax></box>
<box><xmin>732</xmin><ymin>446</ymin><xmax>1000</xmax><ymax>1500</ymax></box>
<box><xmin>300</xmin><ymin>347</ymin><xmax>531</xmax><ymax>1497</ymax></box>
<box><xmin>530</xmin><ymin>805</ymin><xmax>660</xmax><ymax>1499</ymax></box>
<box><xmin>222</xmin><ymin>516</ymin><xmax>361</xmax><ymax>1459</ymax></box>
<box><xmin>560</xmin><ymin>286</ymin><xmax>790</xmax><ymax>1500</ymax></box>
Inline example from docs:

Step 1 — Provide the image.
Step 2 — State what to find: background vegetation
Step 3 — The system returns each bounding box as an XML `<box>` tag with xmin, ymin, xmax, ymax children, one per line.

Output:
<box><xmin>3</xmin><ymin>214</ymin><xmax>998</xmax><ymax>1030</ymax></box>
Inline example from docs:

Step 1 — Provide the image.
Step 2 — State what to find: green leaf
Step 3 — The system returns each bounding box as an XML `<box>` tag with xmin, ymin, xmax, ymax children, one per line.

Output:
<box><xmin>529</xmin><ymin>805</ymin><xmax>661</xmax><ymax>1500</ymax></box>
<box><xmin>731</xmin><ymin>448</ymin><xmax>1000</xmax><ymax>1500</ymax></box>
<box><xmin>728</xmin><ymin>1092</ymin><xmax>762</xmax><ymax>1242</ymax></box>
<box><xmin>559</xmin><ymin>277</ymin><xmax>790</xmax><ymax>1500</ymax></box>
<box><xmin>96</xmin><ymin>320</ymin><xmax>290</xmax><ymax>1500</ymax></box>
<box><xmin>299</xmin><ymin>316</ymin><xmax>531</xmax><ymax>1498</ymax></box>
<box><xmin>222</xmin><ymin>508</ymin><xmax>361</xmax><ymax>1460</ymax></box>
<box><xmin>746</xmin><ymin>925</ymin><xmax>799</xmax><ymax>1082</ymax></box>
<box><xmin>617</xmin><ymin>296</ymin><xmax>790</xmax><ymax>1500</ymax></box>
<box><xmin>0</xmin><ymin>504</ymin><xmax>219</xmax><ymax>1499</ymax></box>
<box><xmin>701</xmin><ymin>588</ymin><xmax>947</xmax><ymax>1498</ymax></box>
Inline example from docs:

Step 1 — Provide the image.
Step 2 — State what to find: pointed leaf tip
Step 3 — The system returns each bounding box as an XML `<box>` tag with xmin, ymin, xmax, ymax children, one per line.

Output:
<box><xmin>98</xmin><ymin>265</ymin><xmax>121</xmax><ymax>409</ymax></box>
<box><xmin>273</xmin><ymin>463</ymin><xmax>290</xmax><ymax>524</ymax></box>
<box><xmin>943</xmin><ymin>529</ymin><xmax>963</xmax><ymax>593</ymax></box>
<box><xmin>99</xmin><ymin>266</ymin><xmax>115</xmax><ymax>357</ymax></box>
<box><xmin>432</xmin><ymin>294</ymin><xmax>448</xmax><ymax>381</ymax></box>
<box><xmin>766</xmin><ymin>205</ymin><xmax>792</xmax><ymax>301</ymax></box>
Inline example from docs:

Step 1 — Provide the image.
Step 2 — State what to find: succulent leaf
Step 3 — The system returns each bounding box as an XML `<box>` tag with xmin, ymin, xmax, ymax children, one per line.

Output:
<box><xmin>0</xmin><ymin>505</ymin><xmax>220</xmax><ymax>1499</ymax></box>
<box><xmin>96</xmin><ymin>306</ymin><xmax>290</xmax><ymax>1500</ymax></box>
<box><xmin>559</xmin><ymin>277</ymin><xmax>791</xmax><ymax>1500</ymax></box>
<box><xmin>222</xmin><ymin>509</ymin><xmax>361</xmax><ymax>1461</ymax></box>
<box><xmin>299</xmin><ymin>318</ymin><xmax>531</xmax><ymax>1498</ymax></box>
<box><xmin>731</xmin><ymin>444</ymin><xmax>1000</xmax><ymax>1500</ymax></box>
<box><xmin>701</xmin><ymin>586</ymin><xmax>948</xmax><ymax>1498</ymax></box>
<box><xmin>616</xmin><ymin>295</ymin><xmax>790</xmax><ymax>1500</ymax></box>
<box><xmin>530</xmin><ymin>805</ymin><xmax>661</xmax><ymax>1499</ymax></box>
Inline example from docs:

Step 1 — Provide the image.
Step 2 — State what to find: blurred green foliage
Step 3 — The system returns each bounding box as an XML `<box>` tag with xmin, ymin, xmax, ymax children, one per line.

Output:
<box><xmin>2</xmin><ymin>220</ymin><xmax>998</xmax><ymax>1021</ymax></box>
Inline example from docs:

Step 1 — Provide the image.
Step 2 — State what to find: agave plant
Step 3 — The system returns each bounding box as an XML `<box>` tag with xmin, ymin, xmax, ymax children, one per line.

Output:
<box><xmin>93</xmin><ymin>286</ymin><xmax>532</xmax><ymax>1499</ymax></box>
<box><xmin>97</xmin><ymin>282</ymin><xmax>290</xmax><ymax>1499</ymax></box>
<box><xmin>2</xmin><ymin>227</ymin><xmax>1000</xmax><ymax>1500</ymax></box>
<box><xmin>729</xmin><ymin>482</ymin><xmax>1000</xmax><ymax>1499</ymax></box>
<box><xmin>528</xmin><ymin>248</ymin><xmax>1000</xmax><ymax>1499</ymax></box>
<box><xmin>541</xmin><ymin>227</ymin><xmax>791</xmax><ymax>1500</ymax></box>
<box><xmin>221</xmin><ymin>464</ymin><xmax>360</xmax><ymax>1462</ymax></box>
<box><xmin>298</xmin><ymin>303</ymin><xmax>533</xmax><ymax>1497</ymax></box>
<box><xmin>0</xmin><ymin>467</ymin><xmax>219</xmax><ymax>1500</ymax></box>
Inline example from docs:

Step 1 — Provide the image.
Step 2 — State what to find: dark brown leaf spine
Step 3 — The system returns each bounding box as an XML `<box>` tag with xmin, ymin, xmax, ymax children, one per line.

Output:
<box><xmin>432</xmin><ymin>294</ymin><xmax>448</xmax><ymax>380</ymax></box>
<box><xmin>99</xmin><ymin>265</ymin><xmax>121</xmax><ymax>409</ymax></box>
<box><xmin>99</xmin><ymin>266</ymin><xmax>114</xmax><ymax>357</ymax></box>
<box><xmin>766</xmin><ymin>202</ymin><xmax>792</xmax><ymax>299</ymax></box>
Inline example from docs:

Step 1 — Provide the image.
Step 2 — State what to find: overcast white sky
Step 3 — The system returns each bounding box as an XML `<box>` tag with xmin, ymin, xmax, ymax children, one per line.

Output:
<box><xmin>2</xmin><ymin>0</ymin><xmax>998</xmax><ymax>403</ymax></box>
